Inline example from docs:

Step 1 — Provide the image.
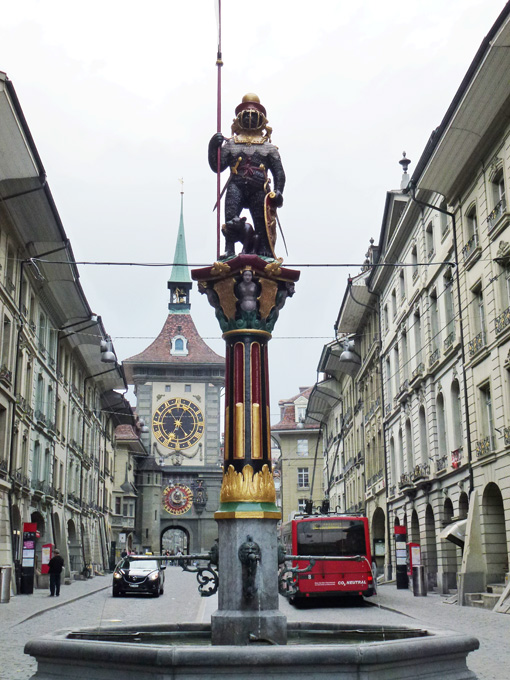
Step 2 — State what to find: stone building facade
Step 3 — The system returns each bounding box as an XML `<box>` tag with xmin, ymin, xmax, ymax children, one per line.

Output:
<box><xmin>307</xmin><ymin>6</ymin><xmax>510</xmax><ymax>599</ymax></box>
<box><xmin>0</xmin><ymin>72</ymin><xmax>134</xmax><ymax>588</ymax></box>
<box><xmin>111</xmin><ymin>422</ymin><xmax>147</xmax><ymax>562</ymax></box>
<box><xmin>271</xmin><ymin>387</ymin><xmax>323</xmax><ymax>522</ymax></box>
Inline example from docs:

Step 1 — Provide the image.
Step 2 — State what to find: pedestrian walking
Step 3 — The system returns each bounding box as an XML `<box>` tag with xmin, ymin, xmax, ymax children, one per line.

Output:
<box><xmin>48</xmin><ymin>548</ymin><xmax>65</xmax><ymax>597</ymax></box>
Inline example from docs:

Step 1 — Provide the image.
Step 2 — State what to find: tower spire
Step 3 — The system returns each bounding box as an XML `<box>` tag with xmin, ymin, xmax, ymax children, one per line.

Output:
<box><xmin>168</xmin><ymin>182</ymin><xmax>192</xmax><ymax>313</ymax></box>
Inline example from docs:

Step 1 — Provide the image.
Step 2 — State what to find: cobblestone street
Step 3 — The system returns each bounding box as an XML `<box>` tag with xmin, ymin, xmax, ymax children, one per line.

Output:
<box><xmin>1</xmin><ymin>569</ymin><xmax>509</xmax><ymax>679</ymax></box>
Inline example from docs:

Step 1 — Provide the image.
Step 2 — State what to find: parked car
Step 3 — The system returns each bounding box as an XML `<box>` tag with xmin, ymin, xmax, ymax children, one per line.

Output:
<box><xmin>112</xmin><ymin>556</ymin><xmax>165</xmax><ymax>597</ymax></box>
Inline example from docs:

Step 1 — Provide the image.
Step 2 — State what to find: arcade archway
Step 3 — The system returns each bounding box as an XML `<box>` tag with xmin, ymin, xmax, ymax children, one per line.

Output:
<box><xmin>161</xmin><ymin>526</ymin><xmax>190</xmax><ymax>555</ymax></box>
<box><xmin>371</xmin><ymin>507</ymin><xmax>385</xmax><ymax>575</ymax></box>
<box><xmin>481</xmin><ymin>482</ymin><xmax>508</xmax><ymax>583</ymax></box>
<box><xmin>67</xmin><ymin>518</ymin><xmax>81</xmax><ymax>572</ymax></box>
<box><xmin>410</xmin><ymin>509</ymin><xmax>420</xmax><ymax>544</ymax></box>
<box><xmin>424</xmin><ymin>504</ymin><xmax>438</xmax><ymax>589</ymax></box>
<box><xmin>442</xmin><ymin>497</ymin><xmax>458</xmax><ymax>590</ymax></box>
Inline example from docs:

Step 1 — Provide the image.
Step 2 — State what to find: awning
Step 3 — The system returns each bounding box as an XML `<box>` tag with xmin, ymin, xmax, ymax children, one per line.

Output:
<box><xmin>439</xmin><ymin>519</ymin><xmax>467</xmax><ymax>548</ymax></box>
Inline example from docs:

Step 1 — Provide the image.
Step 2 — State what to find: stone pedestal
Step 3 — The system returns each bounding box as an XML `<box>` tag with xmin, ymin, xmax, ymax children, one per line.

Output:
<box><xmin>211</xmin><ymin>518</ymin><xmax>286</xmax><ymax>645</ymax></box>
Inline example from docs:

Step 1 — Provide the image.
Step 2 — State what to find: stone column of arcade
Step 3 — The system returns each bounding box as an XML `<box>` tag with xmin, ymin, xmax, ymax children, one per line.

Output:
<box><xmin>192</xmin><ymin>256</ymin><xmax>299</xmax><ymax>645</ymax></box>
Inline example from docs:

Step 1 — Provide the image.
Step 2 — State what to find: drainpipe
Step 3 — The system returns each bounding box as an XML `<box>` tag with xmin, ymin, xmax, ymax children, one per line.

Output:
<box><xmin>406</xmin><ymin>185</ymin><xmax>474</xmax><ymax>494</ymax></box>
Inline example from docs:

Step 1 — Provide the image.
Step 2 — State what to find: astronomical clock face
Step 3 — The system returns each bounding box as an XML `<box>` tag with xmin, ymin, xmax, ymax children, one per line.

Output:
<box><xmin>162</xmin><ymin>484</ymin><xmax>193</xmax><ymax>515</ymax></box>
<box><xmin>152</xmin><ymin>398</ymin><xmax>204</xmax><ymax>450</ymax></box>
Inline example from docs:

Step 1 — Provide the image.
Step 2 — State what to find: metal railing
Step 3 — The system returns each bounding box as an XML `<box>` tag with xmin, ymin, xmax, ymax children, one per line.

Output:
<box><xmin>475</xmin><ymin>436</ymin><xmax>492</xmax><ymax>458</ymax></box>
<box><xmin>495</xmin><ymin>306</ymin><xmax>510</xmax><ymax>335</ymax></box>
<box><xmin>462</xmin><ymin>232</ymin><xmax>479</xmax><ymax>261</ymax></box>
<box><xmin>487</xmin><ymin>197</ymin><xmax>507</xmax><ymax>233</ymax></box>
<box><xmin>468</xmin><ymin>330</ymin><xmax>486</xmax><ymax>357</ymax></box>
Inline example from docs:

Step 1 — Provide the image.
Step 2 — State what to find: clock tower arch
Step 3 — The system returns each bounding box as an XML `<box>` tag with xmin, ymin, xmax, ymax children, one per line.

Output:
<box><xmin>123</xmin><ymin>191</ymin><xmax>224</xmax><ymax>553</ymax></box>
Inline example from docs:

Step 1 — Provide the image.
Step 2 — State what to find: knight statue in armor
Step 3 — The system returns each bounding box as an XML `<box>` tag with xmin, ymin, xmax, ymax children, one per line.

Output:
<box><xmin>208</xmin><ymin>93</ymin><xmax>285</xmax><ymax>259</ymax></box>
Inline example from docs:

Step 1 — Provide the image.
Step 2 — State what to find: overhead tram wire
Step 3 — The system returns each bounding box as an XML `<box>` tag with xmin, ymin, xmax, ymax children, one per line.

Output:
<box><xmin>26</xmin><ymin>257</ymin><xmax>460</xmax><ymax>269</ymax></box>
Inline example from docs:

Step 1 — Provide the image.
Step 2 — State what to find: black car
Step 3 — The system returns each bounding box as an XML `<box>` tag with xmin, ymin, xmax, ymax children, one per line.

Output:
<box><xmin>112</xmin><ymin>556</ymin><xmax>165</xmax><ymax>597</ymax></box>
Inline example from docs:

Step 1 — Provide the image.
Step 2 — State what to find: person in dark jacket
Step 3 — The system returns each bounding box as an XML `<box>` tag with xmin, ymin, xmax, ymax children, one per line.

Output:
<box><xmin>48</xmin><ymin>548</ymin><xmax>65</xmax><ymax>596</ymax></box>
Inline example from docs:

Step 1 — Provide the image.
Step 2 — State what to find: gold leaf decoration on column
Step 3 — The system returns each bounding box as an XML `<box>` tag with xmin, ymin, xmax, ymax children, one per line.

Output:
<box><xmin>220</xmin><ymin>464</ymin><xmax>276</xmax><ymax>503</ymax></box>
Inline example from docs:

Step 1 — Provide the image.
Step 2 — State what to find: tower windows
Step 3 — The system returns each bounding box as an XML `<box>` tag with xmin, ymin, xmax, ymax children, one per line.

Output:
<box><xmin>170</xmin><ymin>335</ymin><xmax>189</xmax><ymax>356</ymax></box>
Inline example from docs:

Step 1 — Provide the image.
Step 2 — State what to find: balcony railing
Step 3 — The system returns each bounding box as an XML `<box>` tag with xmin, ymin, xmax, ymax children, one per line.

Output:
<box><xmin>71</xmin><ymin>384</ymin><xmax>84</xmax><ymax>401</ymax></box>
<box><xmin>411</xmin><ymin>463</ymin><xmax>430</xmax><ymax>482</ymax></box>
<box><xmin>468</xmin><ymin>331</ymin><xmax>486</xmax><ymax>357</ymax></box>
<box><xmin>12</xmin><ymin>471</ymin><xmax>30</xmax><ymax>487</ymax></box>
<box><xmin>444</xmin><ymin>329</ymin><xmax>456</xmax><ymax>352</ymax></box>
<box><xmin>0</xmin><ymin>365</ymin><xmax>13</xmax><ymax>385</ymax></box>
<box><xmin>487</xmin><ymin>197</ymin><xmax>507</xmax><ymax>233</ymax></box>
<box><xmin>399</xmin><ymin>473</ymin><xmax>413</xmax><ymax>489</ymax></box>
<box><xmin>34</xmin><ymin>480</ymin><xmax>52</xmax><ymax>495</ymax></box>
<box><xmin>366</xmin><ymin>470</ymin><xmax>384</xmax><ymax>488</ymax></box>
<box><xmin>396</xmin><ymin>380</ymin><xmax>409</xmax><ymax>400</ymax></box>
<box><xmin>429</xmin><ymin>347</ymin><xmax>440</xmax><ymax>366</ymax></box>
<box><xmin>69</xmin><ymin>439</ymin><xmax>84</xmax><ymax>455</ymax></box>
<box><xmin>436</xmin><ymin>455</ymin><xmax>448</xmax><ymax>472</ymax></box>
<box><xmin>495</xmin><ymin>306</ymin><xmax>510</xmax><ymax>335</ymax></box>
<box><xmin>34</xmin><ymin>409</ymin><xmax>48</xmax><ymax>427</ymax></box>
<box><xmin>68</xmin><ymin>492</ymin><xmax>81</xmax><ymax>507</ymax></box>
<box><xmin>462</xmin><ymin>232</ymin><xmax>479</xmax><ymax>261</ymax></box>
<box><xmin>412</xmin><ymin>362</ymin><xmax>425</xmax><ymax>382</ymax></box>
<box><xmin>475</xmin><ymin>436</ymin><xmax>492</xmax><ymax>458</ymax></box>
<box><xmin>343</xmin><ymin>457</ymin><xmax>355</xmax><ymax>474</ymax></box>
<box><xmin>364</xmin><ymin>398</ymin><xmax>380</xmax><ymax>424</ymax></box>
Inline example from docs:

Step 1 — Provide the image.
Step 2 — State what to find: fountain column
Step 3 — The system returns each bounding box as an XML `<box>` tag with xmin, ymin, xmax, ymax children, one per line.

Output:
<box><xmin>192</xmin><ymin>254</ymin><xmax>299</xmax><ymax>645</ymax></box>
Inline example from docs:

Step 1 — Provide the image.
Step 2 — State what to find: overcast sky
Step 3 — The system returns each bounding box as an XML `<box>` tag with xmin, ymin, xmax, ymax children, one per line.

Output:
<box><xmin>1</xmin><ymin>0</ymin><xmax>507</xmax><ymax>420</ymax></box>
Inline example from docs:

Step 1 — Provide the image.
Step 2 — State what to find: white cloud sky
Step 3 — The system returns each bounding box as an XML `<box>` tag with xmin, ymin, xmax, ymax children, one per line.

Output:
<box><xmin>0</xmin><ymin>0</ymin><xmax>507</xmax><ymax>417</ymax></box>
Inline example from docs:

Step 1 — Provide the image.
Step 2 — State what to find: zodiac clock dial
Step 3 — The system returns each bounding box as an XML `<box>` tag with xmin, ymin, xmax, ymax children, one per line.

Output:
<box><xmin>152</xmin><ymin>398</ymin><xmax>204</xmax><ymax>450</ymax></box>
<box><xmin>162</xmin><ymin>484</ymin><xmax>193</xmax><ymax>515</ymax></box>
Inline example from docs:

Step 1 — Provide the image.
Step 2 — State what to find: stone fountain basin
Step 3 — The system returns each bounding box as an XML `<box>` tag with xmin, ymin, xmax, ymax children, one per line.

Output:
<box><xmin>25</xmin><ymin>621</ymin><xmax>479</xmax><ymax>679</ymax></box>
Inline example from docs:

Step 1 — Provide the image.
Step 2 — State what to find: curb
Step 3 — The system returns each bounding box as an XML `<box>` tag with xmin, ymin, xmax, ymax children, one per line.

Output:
<box><xmin>11</xmin><ymin>581</ymin><xmax>111</xmax><ymax>628</ymax></box>
<box><xmin>365</xmin><ymin>597</ymin><xmax>417</xmax><ymax>620</ymax></box>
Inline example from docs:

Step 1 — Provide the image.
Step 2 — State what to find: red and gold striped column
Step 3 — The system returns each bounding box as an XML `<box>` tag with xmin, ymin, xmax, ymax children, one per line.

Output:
<box><xmin>191</xmin><ymin>254</ymin><xmax>300</xmax><ymax>520</ymax></box>
<box><xmin>218</xmin><ymin>328</ymin><xmax>278</xmax><ymax>518</ymax></box>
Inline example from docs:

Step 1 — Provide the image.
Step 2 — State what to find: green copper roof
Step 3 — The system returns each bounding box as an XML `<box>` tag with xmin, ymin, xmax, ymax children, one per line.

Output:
<box><xmin>168</xmin><ymin>193</ymin><xmax>191</xmax><ymax>283</ymax></box>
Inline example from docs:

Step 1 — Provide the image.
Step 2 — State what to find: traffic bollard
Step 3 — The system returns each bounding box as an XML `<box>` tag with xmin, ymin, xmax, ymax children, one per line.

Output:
<box><xmin>0</xmin><ymin>565</ymin><xmax>12</xmax><ymax>603</ymax></box>
<box><xmin>412</xmin><ymin>565</ymin><xmax>427</xmax><ymax>597</ymax></box>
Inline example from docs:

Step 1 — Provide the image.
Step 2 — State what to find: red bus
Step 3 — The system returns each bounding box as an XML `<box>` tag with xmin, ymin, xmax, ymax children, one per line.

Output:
<box><xmin>280</xmin><ymin>514</ymin><xmax>375</xmax><ymax>603</ymax></box>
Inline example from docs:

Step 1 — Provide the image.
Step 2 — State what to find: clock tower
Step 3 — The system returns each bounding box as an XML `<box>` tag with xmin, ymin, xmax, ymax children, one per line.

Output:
<box><xmin>123</xmin><ymin>192</ymin><xmax>224</xmax><ymax>554</ymax></box>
